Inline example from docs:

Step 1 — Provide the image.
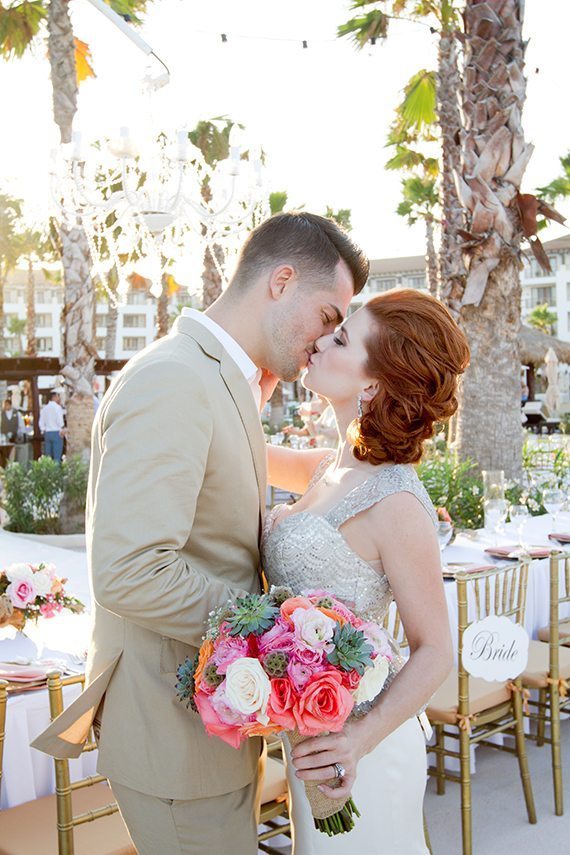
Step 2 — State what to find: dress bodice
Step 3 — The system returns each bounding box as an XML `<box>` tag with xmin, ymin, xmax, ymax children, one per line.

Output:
<box><xmin>262</xmin><ymin>461</ymin><xmax>437</xmax><ymax>623</ymax></box>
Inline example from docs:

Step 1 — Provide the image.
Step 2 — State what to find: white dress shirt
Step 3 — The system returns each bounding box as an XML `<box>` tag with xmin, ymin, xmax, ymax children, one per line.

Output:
<box><xmin>39</xmin><ymin>400</ymin><xmax>65</xmax><ymax>433</ymax></box>
<box><xmin>182</xmin><ymin>308</ymin><xmax>262</xmax><ymax>411</ymax></box>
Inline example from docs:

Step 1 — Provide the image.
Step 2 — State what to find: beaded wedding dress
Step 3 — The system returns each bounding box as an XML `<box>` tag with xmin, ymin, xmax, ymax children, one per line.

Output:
<box><xmin>262</xmin><ymin>461</ymin><xmax>435</xmax><ymax>854</ymax></box>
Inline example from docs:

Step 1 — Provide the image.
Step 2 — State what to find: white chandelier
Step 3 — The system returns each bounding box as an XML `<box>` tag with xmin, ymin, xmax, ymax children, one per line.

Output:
<box><xmin>50</xmin><ymin>0</ymin><xmax>268</xmax><ymax>300</ymax></box>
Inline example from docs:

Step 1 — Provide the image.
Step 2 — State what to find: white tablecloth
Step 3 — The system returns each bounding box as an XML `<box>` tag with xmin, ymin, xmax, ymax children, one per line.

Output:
<box><xmin>0</xmin><ymin>530</ymin><xmax>93</xmax><ymax>811</ymax></box>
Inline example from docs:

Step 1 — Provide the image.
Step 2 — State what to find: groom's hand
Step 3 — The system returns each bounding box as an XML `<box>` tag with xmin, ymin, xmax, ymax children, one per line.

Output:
<box><xmin>259</xmin><ymin>369</ymin><xmax>280</xmax><ymax>410</ymax></box>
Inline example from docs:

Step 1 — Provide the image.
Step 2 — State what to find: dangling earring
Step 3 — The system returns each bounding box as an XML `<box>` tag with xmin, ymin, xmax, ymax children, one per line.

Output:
<box><xmin>357</xmin><ymin>394</ymin><xmax>363</xmax><ymax>418</ymax></box>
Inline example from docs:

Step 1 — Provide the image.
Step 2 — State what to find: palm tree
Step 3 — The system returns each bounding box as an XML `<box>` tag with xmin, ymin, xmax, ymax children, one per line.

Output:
<box><xmin>188</xmin><ymin>119</ymin><xmax>234</xmax><ymax>309</ymax></box>
<box><xmin>0</xmin><ymin>192</ymin><xmax>24</xmax><ymax>358</ymax></box>
<box><xmin>7</xmin><ymin>316</ymin><xmax>26</xmax><ymax>355</ymax></box>
<box><xmin>527</xmin><ymin>304</ymin><xmax>557</xmax><ymax>336</ymax></box>
<box><xmin>16</xmin><ymin>227</ymin><xmax>53</xmax><ymax>357</ymax></box>
<box><xmin>537</xmin><ymin>151</ymin><xmax>570</xmax><ymax>228</ymax></box>
<box><xmin>0</xmin><ymin>0</ymin><xmax>149</xmax><ymax>457</ymax></box>
<box><xmin>339</xmin><ymin>1</ymin><xmax>465</xmax><ymax>305</ymax></box>
<box><xmin>396</xmin><ymin>175</ymin><xmax>439</xmax><ymax>295</ymax></box>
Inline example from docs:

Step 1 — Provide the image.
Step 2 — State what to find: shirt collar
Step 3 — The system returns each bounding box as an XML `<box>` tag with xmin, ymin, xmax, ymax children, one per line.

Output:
<box><xmin>181</xmin><ymin>308</ymin><xmax>260</xmax><ymax>386</ymax></box>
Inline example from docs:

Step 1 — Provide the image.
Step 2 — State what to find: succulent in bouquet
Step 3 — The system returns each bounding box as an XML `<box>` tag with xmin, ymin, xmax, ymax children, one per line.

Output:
<box><xmin>176</xmin><ymin>587</ymin><xmax>395</xmax><ymax>835</ymax></box>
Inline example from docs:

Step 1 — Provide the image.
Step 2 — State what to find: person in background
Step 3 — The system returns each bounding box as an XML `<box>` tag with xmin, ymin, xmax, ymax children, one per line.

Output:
<box><xmin>39</xmin><ymin>391</ymin><xmax>66</xmax><ymax>462</ymax></box>
<box><xmin>1</xmin><ymin>399</ymin><xmax>24</xmax><ymax>443</ymax></box>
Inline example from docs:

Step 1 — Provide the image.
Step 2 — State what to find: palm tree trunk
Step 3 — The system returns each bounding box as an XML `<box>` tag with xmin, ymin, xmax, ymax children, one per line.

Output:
<box><xmin>425</xmin><ymin>216</ymin><xmax>439</xmax><ymax>297</ymax></box>
<box><xmin>48</xmin><ymin>0</ymin><xmax>96</xmax><ymax>456</ymax></box>
<box><xmin>105</xmin><ymin>293</ymin><xmax>118</xmax><ymax>359</ymax></box>
<box><xmin>156</xmin><ymin>276</ymin><xmax>169</xmax><ymax>339</ymax></box>
<box><xmin>453</xmin><ymin>0</ymin><xmax>529</xmax><ymax>479</ymax></box>
<box><xmin>201</xmin><ymin>243</ymin><xmax>225</xmax><ymax>309</ymax></box>
<box><xmin>436</xmin><ymin>30</ymin><xmax>466</xmax><ymax>311</ymax></box>
<box><xmin>26</xmin><ymin>257</ymin><xmax>37</xmax><ymax>356</ymax></box>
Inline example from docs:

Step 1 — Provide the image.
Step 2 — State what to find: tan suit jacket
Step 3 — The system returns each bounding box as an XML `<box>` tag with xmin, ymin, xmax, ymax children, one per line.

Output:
<box><xmin>32</xmin><ymin>316</ymin><xmax>266</xmax><ymax>800</ymax></box>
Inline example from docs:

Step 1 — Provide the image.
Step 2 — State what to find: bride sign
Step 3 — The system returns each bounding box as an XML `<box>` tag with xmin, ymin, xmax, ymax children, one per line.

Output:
<box><xmin>462</xmin><ymin>616</ymin><xmax>529</xmax><ymax>681</ymax></box>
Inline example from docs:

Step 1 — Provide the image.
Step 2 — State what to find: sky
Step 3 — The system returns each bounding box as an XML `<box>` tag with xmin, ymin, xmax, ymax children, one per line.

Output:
<box><xmin>0</xmin><ymin>0</ymin><xmax>568</xmax><ymax>265</ymax></box>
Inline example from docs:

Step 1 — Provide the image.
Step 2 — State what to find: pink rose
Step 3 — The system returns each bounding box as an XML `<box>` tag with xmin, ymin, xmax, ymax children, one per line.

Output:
<box><xmin>293</xmin><ymin>671</ymin><xmax>354</xmax><ymax>736</ymax></box>
<box><xmin>209</xmin><ymin>683</ymin><xmax>248</xmax><ymax>726</ymax></box>
<box><xmin>266</xmin><ymin>678</ymin><xmax>297</xmax><ymax>730</ymax></box>
<box><xmin>340</xmin><ymin>669</ymin><xmax>361</xmax><ymax>691</ymax></box>
<box><xmin>40</xmin><ymin>599</ymin><xmax>62</xmax><ymax>618</ymax></box>
<box><xmin>258</xmin><ymin>618</ymin><xmax>295</xmax><ymax>655</ymax></box>
<box><xmin>291</xmin><ymin>607</ymin><xmax>335</xmax><ymax>652</ymax></box>
<box><xmin>213</xmin><ymin>636</ymin><xmax>249</xmax><ymax>674</ymax></box>
<box><xmin>358</xmin><ymin>622</ymin><xmax>393</xmax><ymax>659</ymax></box>
<box><xmin>194</xmin><ymin>691</ymin><xmax>243</xmax><ymax>749</ymax></box>
<box><xmin>287</xmin><ymin>659</ymin><xmax>316</xmax><ymax>692</ymax></box>
<box><xmin>7</xmin><ymin>579</ymin><xmax>37</xmax><ymax>609</ymax></box>
<box><xmin>293</xmin><ymin>645</ymin><xmax>325</xmax><ymax>667</ymax></box>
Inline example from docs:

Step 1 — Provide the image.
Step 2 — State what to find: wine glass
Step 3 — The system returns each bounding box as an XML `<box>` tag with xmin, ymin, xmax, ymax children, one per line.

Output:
<box><xmin>484</xmin><ymin>498</ymin><xmax>508</xmax><ymax>545</ymax></box>
<box><xmin>543</xmin><ymin>487</ymin><xmax>564</xmax><ymax>532</ymax></box>
<box><xmin>437</xmin><ymin>521</ymin><xmax>453</xmax><ymax>553</ymax></box>
<box><xmin>509</xmin><ymin>504</ymin><xmax>529</xmax><ymax>547</ymax></box>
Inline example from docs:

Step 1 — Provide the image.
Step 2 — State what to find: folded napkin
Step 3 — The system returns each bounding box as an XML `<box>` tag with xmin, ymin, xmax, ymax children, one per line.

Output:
<box><xmin>442</xmin><ymin>562</ymin><xmax>495</xmax><ymax>578</ymax></box>
<box><xmin>548</xmin><ymin>532</ymin><xmax>570</xmax><ymax>544</ymax></box>
<box><xmin>484</xmin><ymin>545</ymin><xmax>550</xmax><ymax>559</ymax></box>
<box><xmin>0</xmin><ymin>662</ymin><xmax>52</xmax><ymax>682</ymax></box>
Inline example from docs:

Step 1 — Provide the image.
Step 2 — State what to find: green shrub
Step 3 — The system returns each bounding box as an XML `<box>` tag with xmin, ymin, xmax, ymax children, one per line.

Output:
<box><xmin>416</xmin><ymin>450</ymin><xmax>484</xmax><ymax>530</ymax></box>
<box><xmin>1</xmin><ymin>455</ymin><xmax>89</xmax><ymax>534</ymax></box>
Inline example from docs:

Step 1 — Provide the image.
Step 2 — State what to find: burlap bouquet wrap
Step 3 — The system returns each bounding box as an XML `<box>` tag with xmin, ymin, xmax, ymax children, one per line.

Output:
<box><xmin>287</xmin><ymin>729</ymin><xmax>349</xmax><ymax>821</ymax></box>
<box><xmin>0</xmin><ymin>598</ymin><xmax>25</xmax><ymax>630</ymax></box>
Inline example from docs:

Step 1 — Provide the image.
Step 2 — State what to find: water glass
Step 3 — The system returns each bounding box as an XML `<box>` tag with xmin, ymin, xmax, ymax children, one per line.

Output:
<box><xmin>509</xmin><ymin>504</ymin><xmax>529</xmax><ymax>547</ymax></box>
<box><xmin>437</xmin><ymin>521</ymin><xmax>453</xmax><ymax>553</ymax></box>
<box><xmin>482</xmin><ymin>470</ymin><xmax>505</xmax><ymax>501</ymax></box>
<box><xmin>484</xmin><ymin>498</ymin><xmax>508</xmax><ymax>545</ymax></box>
<box><xmin>543</xmin><ymin>487</ymin><xmax>564</xmax><ymax>532</ymax></box>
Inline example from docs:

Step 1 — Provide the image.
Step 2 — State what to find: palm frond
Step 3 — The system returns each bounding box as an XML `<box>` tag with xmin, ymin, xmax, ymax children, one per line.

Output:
<box><xmin>337</xmin><ymin>11</ymin><xmax>389</xmax><ymax>48</ymax></box>
<box><xmin>0</xmin><ymin>1</ymin><xmax>46</xmax><ymax>59</ymax></box>
<box><xmin>400</xmin><ymin>69</ymin><xmax>437</xmax><ymax>130</ymax></box>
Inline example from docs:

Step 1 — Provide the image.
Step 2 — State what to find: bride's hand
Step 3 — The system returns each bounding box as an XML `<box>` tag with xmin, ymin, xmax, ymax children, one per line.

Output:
<box><xmin>290</xmin><ymin>716</ymin><xmax>377</xmax><ymax>801</ymax></box>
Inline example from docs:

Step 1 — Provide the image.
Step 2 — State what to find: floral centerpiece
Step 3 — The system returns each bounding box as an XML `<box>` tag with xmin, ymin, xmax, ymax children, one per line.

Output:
<box><xmin>0</xmin><ymin>562</ymin><xmax>84</xmax><ymax>630</ymax></box>
<box><xmin>176</xmin><ymin>587</ymin><xmax>394</xmax><ymax>836</ymax></box>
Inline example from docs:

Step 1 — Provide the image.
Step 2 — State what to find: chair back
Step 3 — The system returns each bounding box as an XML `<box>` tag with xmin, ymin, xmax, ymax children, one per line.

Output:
<box><xmin>547</xmin><ymin>550</ymin><xmax>570</xmax><ymax>678</ymax></box>
<box><xmin>455</xmin><ymin>559</ymin><xmax>530</xmax><ymax>715</ymax></box>
<box><xmin>47</xmin><ymin>670</ymin><xmax>120</xmax><ymax>855</ymax></box>
<box><xmin>0</xmin><ymin>679</ymin><xmax>7</xmax><ymax>795</ymax></box>
<box><xmin>382</xmin><ymin>602</ymin><xmax>409</xmax><ymax>653</ymax></box>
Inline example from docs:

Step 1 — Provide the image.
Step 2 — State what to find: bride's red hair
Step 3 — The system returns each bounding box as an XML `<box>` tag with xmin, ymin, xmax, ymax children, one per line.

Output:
<box><xmin>347</xmin><ymin>289</ymin><xmax>470</xmax><ymax>465</ymax></box>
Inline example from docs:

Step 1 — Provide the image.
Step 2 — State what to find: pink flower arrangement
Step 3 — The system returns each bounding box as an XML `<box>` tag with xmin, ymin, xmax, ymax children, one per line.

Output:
<box><xmin>0</xmin><ymin>562</ymin><xmax>84</xmax><ymax>628</ymax></box>
<box><xmin>176</xmin><ymin>587</ymin><xmax>394</xmax><ymax>835</ymax></box>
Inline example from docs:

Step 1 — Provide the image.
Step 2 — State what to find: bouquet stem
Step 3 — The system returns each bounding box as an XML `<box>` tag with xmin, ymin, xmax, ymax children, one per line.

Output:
<box><xmin>287</xmin><ymin>729</ymin><xmax>360</xmax><ymax>836</ymax></box>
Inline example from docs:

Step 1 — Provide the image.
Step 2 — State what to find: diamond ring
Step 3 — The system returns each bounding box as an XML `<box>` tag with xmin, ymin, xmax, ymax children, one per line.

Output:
<box><xmin>333</xmin><ymin>762</ymin><xmax>346</xmax><ymax>780</ymax></box>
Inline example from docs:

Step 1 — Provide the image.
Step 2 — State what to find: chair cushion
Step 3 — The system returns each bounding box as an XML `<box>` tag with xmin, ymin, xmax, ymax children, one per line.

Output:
<box><xmin>426</xmin><ymin>669</ymin><xmax>511</xmax><ymax>725</ymax></box>
<box><xmin>520</xmin><ymin>640</ymin><xmax>570</xmax><ymax>689</ymax></box>
<box><xmin>0</xmin><ymin>782</ymin><xmax>135</xmax><ymax>855</ymax></box>
<box><xmin>537</xmin><ymin>620</ymin><xmax>570</xmax><ymax>644</ymax></box>
<box><xmin>261</xmin><ymin>755</ymin><xmax>288</xmax><ymax>804</ymax></box>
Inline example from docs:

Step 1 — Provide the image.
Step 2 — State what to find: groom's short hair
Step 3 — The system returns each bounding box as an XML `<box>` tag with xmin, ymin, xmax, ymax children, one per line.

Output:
<box><xmin>229</xmin><ymin>211</ymin><xmax>369</xmax><ymax>294</ymax></box>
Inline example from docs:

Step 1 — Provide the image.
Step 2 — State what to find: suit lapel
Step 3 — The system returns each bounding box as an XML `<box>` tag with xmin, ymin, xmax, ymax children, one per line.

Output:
<box><xmin>219</xmin><ymin>350</ymin><xmax>267</xmax><ymax>530</ymax></box>
<box><xmin>174</xmin><ymin>316</ymin><xmax>267</xmax><ymax>530</ymax></box>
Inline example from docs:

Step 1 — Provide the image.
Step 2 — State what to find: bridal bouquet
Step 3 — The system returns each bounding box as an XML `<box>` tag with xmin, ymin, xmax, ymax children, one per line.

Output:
<box><xmin>176</xmin><ymin>587</ymin><xmax>394</xmax><ymax>835</ymax></box>
<box><xmin>0</xmin><ymin>562</ymin><xmax>84</xmax><ymax>630</ymax></box>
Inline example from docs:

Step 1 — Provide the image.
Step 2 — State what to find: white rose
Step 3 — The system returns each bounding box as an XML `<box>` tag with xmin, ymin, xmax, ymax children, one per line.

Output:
<box><xmin>352</xmin><ymin>656</ymin><xmax>390</xmax><ymax>705</ymax></box>
<box><xmin>5</xmin><ymin>564</ymin><xmax>34</xmax><ymax>584</ymax></box>
<box><xmin>32</xmin><ymin>570</ymin><xmax>53</xmax><ymax>597</ymax></box>
<box><xmin>225</xmin><ymin>657</ymin><xmax>271</xmax><ymax>723</ymax></box>
<box><xmin>292</xmin><ymin>607</ymin><xmax>336</xmax><ymax>651</ymax></box>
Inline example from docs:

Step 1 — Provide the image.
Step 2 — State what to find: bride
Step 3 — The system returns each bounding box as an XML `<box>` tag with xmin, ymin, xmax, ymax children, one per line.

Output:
<box><xmin>262</xmin><ymin>288</ymin><xmax>470</xmax><ymax>854</ymax></box>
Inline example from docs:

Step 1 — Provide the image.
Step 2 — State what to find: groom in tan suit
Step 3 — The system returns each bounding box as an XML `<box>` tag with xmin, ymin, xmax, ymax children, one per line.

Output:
<box><xmin>33</xmin><ymin>212</ymin><xmax>368</xmax><ymax>853</ymax></box>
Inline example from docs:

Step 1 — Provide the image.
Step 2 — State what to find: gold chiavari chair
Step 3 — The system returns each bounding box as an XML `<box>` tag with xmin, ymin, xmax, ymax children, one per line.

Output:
<box><xmin>0</xmin><ymin>679</ymin><xmax>7</xmax><ymax>798</ymax></box>
<box><xmin>46</xmin><ymin>670</ymin><xmax>136</xmax><ymax>855</ymax></box>
<box><xmin>258</xmin><ymin>737</ymin><xmax>292</xmax><ymax>854</ymax></box>
<box><xmin>426</xmin><ymin>560</ymin><xmax>537</xmax><ymax>855</ymax></box>
<box><xmin>520</xmin><ymin>549</ymin><xmax>570</xmax><ymax>815</ymax></box>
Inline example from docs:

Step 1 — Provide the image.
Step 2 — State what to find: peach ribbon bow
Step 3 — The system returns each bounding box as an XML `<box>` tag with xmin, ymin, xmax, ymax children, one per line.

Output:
<box><xmin>456</xmin><ymin>713</ymin><xmax>478</xmax><ymax>734</ymax></box>
<box><xmin>546</xmin><ymin>677</ymin><xmax>568</xmax><ymax>698</ymax></box>
<box><xmin>507</xmin><ymin>681</ymin><xmax>531</xmax><ymax>714</ymax></box>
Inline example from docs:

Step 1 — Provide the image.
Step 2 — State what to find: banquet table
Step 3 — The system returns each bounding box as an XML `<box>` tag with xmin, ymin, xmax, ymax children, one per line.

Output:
<box><xmin>2</xmin><ymin>513</ymin><xmax>570</xmax><ymax>810</ymax></box>
<box><xmin>0</xmin><ymin>529</ymin><xmax>93</xmax><ymax>811</ymax></box>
